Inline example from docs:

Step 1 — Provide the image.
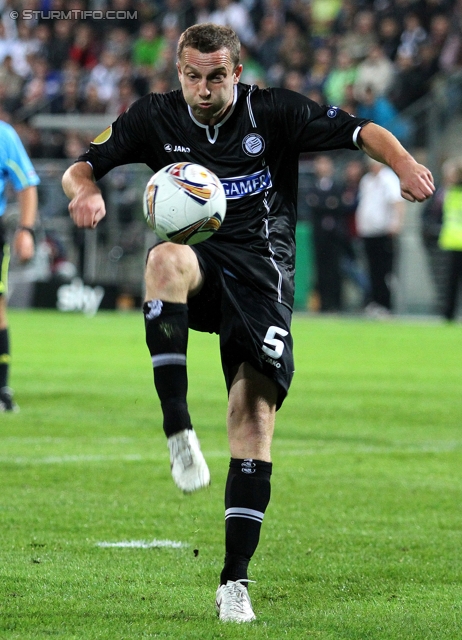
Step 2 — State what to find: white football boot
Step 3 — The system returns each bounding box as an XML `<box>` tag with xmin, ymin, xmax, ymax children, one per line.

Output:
<box><xmin>167</xmin><ymin>428</ymin><xmax>210</xmax><ymax>493</ymax></box>
<box><xmin>215</xmin><ymin>580</ymin><xmax>256</xmax><ymax>623</ymax></box>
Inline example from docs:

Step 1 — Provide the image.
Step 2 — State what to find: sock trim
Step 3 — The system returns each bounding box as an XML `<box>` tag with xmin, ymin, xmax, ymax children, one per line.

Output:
<box><xmin>225</xmin><ymin>507</ymin><xmax>265</xmax><ymax>523</ymax></box>
<box><xmin>151</xmin><ymin>353</ymin><xmax>187</xmax><ymax>367</ymax></box>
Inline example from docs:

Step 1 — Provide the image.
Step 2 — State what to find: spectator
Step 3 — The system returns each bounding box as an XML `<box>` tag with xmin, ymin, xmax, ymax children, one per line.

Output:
<box><xmin>106</xmin><ymin>0</ymin><xmax>140</xmax><ymax>35</ymax></box>
<box><xmin>239</xmin><ymin>44</ymin><xmax>267</xmax><ymax>87</ymax></box>
<box><xmin>105</xmin><ymin>27</ymin><xmax>133</xmax><ymax>60</ymax></box>
<box><xmin>429</xmin><ymin>13</ymin><xmax>462</xmax><ymax>73</ymax></box>
<box><xmin>306</xmin><ymin>154</ymin><xmax>346</xmax><ymax>313</ymax></box>
<box><xmin>108</xmin><ymin>77</ymin><xmax>139</xmax><ymax>115</ymax></box>
<box><xmin>356</xmin><ymin>158</ymin><xmax>405</xmax><ymax>315</ymax></box>
<box><xmin>324</xmin><ymin>48</ymin><xmax>357</xmax><ymax>106</ymax></box>
<box><xmin>50</xmin><ymin>78</ymin><xmax>82</xmax><ymax>114</ymax></box>
<box><xmin>332</xmin><ymin>0</ymin><xmax>358</xmax><ymax>40</ymax></box>
<box><xmin>132</xmin><ymin>22</ymin><xmax>166</xmax><ymax>68</ymax></box>
<box><xmin>353</xmin><ymin>44</ymin><xmax>395</xmax><ymax>103</ymax></box>
<box><xmin>34</xmin><ymin>24</ymin><xmax>55</xmax><ymax>67</ymax></box>
<box><xmin>69</xmin><ymin>24</ymin><xmax>99</xmax><ymax>71</ymax></box>
<box><xmin>0</xmin><ymin>55</ymin><xmax>24</xmax><ymax>111</ymax></box>
<box><xmin>184</xmin><ymin>0</ymin><xmax>213</xmax><ymax>27</ymax></box>
<box><xmin>339</xmin><ymin>158</ymin><xmax>370</xmax><ymax>306</ymax></box>
<box><xmin>357</xmin><ymin>85</ymin><xmax>412</xmax><ymax>146</ymax></box>
<box><xmin>304</xmin><ymin>46</ymin><xmax>332</xmax><ymax>100</ymax></box>
<box><xmin>87</xmin><ymin>49</ymin><xmax>124</xmax><ymax>103</ymax></box>
<box><xmin>378</xmin><ymin>15</ymin><xmax>402</xmax><ymax>61</ymax></box>
<box><xmin>338</xmin><ymin>9</ymin><xmax>378</xmax><ymax>62</ymax></box>
<box><xmin>161</xmin><ymin>0</ymin><xmax>190</xmax><ymax>34</ymax></box>
<box><xmin>277</xmin><ymin>21</ymin><xmax>312</xmax><ymax>76</ymax></box>
<box><xmin>281</xmin><ymin>69</ymin><xmax>306</xmax><ymax>94</ymax></box>
<box><xmin>0</xmin><ymin>22</ymin><xmax>13</xmax><ymax>66</ymax></box>
<box><xmin>309</xmin><ymin>0</ymin><xmax>343</xmax><ymax>44</ymax></box>
<box><xmin>389</xmin><ymin>50</ymin><xmax>432</xmax><ymax>112</ymax></box>
<box><xmin>9</xmin><ymin>21</ymin><xmax>40</xmax><ymax>78</ymax></box>
<box><xmin>80</xmin><ymin>83</ymin><xmax>108</xmax><ymax>114</ymax></box>
<box><xmin>438</xmin><ymin>158</ymin><xmax>462</xmax><ymax>320</ymax></box>
<box><xmin>254</xmin><ymin>14</ymin><xmax>284</xmax><ymax>79</ymax></box>
<box><xmin>24</xmin><ymin>55</ymin><xmax>61</xmax><ymax>102</ymax></box>
<box><xmin>209</xmin><ymin>0</ymin><xmax>256</xmax><ymax>48</ymax></box>
<box><xmin>420</xmin><ymin>157</ymin><xmax>456</xmax><ymax>314</ymax></box>
<box><xmin>397</xmin><ymin>11</ymin><xmax>427</xmax><ymax>58</ymax></box>
<box><xmin>48</xmin><ymin>19</ymin><xmax>73</xmax><ymax>71</ymax></box>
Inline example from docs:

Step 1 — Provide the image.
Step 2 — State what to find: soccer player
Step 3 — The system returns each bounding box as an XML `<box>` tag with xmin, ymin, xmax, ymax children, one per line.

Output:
<box><xmin>0</xmin><ymin>120</ymin><xmax>40</xmax><ymax>412</ymax></box>
<box><xmin>62</xmin><ymin>23</ymin><xmax>435</xmax><ymax>623</ymax></box>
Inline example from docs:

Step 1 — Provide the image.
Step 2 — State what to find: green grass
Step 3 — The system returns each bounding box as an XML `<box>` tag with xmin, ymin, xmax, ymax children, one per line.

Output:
<box><xmin>1</xmin><ymin>310</ymin><xmax>461</xmax><ymax>639</ymax></box>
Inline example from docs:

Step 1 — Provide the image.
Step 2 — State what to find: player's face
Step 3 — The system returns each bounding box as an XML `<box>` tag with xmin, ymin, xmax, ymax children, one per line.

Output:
<box><xmin>177</xmin><ymin>47</ymin><xmax>242</xmax><ymax>125</ymax></box>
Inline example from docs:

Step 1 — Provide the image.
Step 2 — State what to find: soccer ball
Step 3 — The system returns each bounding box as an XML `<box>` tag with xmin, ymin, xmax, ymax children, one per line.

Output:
<box><xmin>143</xmin><ymin>162</ymin><xmax>227</xmax><ymax>245</ymax></box>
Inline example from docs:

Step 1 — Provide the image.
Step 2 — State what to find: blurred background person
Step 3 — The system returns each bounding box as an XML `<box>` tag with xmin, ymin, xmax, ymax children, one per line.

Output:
<box><xmin>438</xmin><ymin>158</ymin><xmax>462</xmax><ymax>321</ymax></box>
<box><xmin>356</xmin><ymin>158</ymin><xmax>405</xmax><ymax>317</ymax></box>
<box><xmin>420</xmin><ymin>157</ymin><xmax>456</xmax><ymax>315</ymax></box>
<box><xmin>339</xmin><ymin>158</ymin><xmax>370</xmax><ymax>308</ymax></box>
<box><xmin>306</xmin><ymin>154</ymin><xmax>346</xmax><ymax>313</ymax></box>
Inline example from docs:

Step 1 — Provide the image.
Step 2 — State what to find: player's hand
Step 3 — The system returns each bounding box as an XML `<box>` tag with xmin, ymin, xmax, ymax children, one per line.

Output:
<box><xmin>14</xmin><ymin>229</ymin><xmax>35</xmax><ymax>262</ymax></box>
<box><xmin>68</xmin><ymin>191</ymin><xmax>106</xmax><ymax>228</ymax></box>
<box><xmin>397</xmin><ymin>161</ymin><xmax>435</xmax><ymax>203</ymax></box>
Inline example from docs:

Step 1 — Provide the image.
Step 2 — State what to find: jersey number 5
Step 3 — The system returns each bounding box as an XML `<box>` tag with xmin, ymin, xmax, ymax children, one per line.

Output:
<box><xmin>262</xmin><ymin>326</ymin><xmax>288</xmax><ymax>359</ymax></box>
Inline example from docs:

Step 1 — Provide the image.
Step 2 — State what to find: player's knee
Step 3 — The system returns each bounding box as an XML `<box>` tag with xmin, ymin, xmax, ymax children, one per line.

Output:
<box><xmin>146</xmin><ymin>242</ymin><xmax>196</xmax><ymax>286</ymax></box>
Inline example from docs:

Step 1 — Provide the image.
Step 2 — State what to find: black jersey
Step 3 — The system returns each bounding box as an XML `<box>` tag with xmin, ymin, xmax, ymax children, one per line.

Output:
<box><xmin>78</xmin><ymin>83</ymin><xmax>369</xmax><ymax>309</ymax></box>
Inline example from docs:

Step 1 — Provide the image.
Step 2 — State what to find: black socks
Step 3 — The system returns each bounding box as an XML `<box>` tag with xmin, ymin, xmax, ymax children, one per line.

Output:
<box><xmin>143</xmin><ymin>300</ymin><xmax>191</xmax><ymax>437</ymax></box>
<box><xmin>0</xmin><ymin>328</ymin><xmax>10</xmax><ymax>389</ymax></box>
<box><xmin>220</xmin><ymin>458</ymin><xmax>273</xmax><ymax>586</ymax></box>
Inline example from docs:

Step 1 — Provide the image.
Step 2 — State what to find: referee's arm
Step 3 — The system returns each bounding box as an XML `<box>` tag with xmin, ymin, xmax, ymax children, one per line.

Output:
<box><xmin>358</xmin><ymin>122</ymin><xmax>435</xmax><ymax>203</ymax></box>
<box><xmin>15</xmin><ymin>186</ymin><xmax>38</xmax><ymax>262</ymax></box>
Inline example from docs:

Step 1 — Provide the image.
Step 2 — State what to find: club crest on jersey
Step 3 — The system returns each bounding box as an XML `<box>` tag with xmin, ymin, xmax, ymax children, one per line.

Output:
<box><xmin>242</xmin><ymin>133</ymin><xmax>265</xmax><ymax>157</ymax></box>
<box><xmin>327</xmin><ymin>107</ymin><xmax>339</xmax><ymax>118</ymax></box>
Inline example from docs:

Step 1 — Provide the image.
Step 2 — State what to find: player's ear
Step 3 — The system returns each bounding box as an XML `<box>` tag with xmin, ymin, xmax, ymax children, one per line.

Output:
<box><xmin>176</xmin><ymin>61</ymin><xmax>182</xmax><ymax>79</ymax></box>
<box><xmin>233</xmin><ymin>64</ymin><xmax>243</xmax><ymax>84</ymax></box>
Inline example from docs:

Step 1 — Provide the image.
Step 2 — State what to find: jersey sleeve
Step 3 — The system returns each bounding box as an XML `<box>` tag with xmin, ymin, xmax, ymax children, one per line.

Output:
<box><xmin>77</xmin><ymin>96</ymin><xmax>151</xmax><ymax>180</ymax></box>
<box><xmin>269</xmin><ymin>88</ymin><xmax>370</xmax><ymax>153</ymax></box>
<box><xmin>0</xmin><ymin>124</ymin><xmax>40</xmax><ymax>191</ymax></box>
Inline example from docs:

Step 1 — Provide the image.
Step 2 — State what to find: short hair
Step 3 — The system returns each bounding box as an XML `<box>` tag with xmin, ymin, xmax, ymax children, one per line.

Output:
<box><xmin>177</xmin><ymin>23</ymin><xmax>241</xmax><ymax>68</ymax></box>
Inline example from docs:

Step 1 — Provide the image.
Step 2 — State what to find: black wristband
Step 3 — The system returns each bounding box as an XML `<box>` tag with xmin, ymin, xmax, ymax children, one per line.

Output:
<box><xmin>17</xmin><ymin>226</ymin><xmax>35</xmax><ymax>240</ymax></box>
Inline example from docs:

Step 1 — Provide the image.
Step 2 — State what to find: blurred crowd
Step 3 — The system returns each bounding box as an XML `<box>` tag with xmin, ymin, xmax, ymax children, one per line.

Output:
<box><xmin>1</xmin><ymin>0</ymin><xmax>462</xmax><ymax>158</ymax></box>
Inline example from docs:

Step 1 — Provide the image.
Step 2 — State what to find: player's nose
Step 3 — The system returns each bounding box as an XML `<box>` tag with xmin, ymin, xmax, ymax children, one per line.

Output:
<box><xmin>198</xmin><ymin>79</ymin><xmax>211</xmax><ymax>97</ymax></box>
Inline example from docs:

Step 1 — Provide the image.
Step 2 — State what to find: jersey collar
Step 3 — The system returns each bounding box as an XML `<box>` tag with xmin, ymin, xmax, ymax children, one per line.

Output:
<box><xmin>187</xmin><ymin>85</ymin><xmax>238</xmax><ymax>144</ymax></box>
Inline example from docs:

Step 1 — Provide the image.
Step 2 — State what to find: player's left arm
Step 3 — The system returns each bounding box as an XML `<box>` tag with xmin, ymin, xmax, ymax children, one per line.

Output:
<box><xmin>15</xmin><ymin>185</ymin><xmax>38</xmax><ymax>262</ymax></box>
<box><xmin>358</xmin><ymin>122</ymin><xmax>435</xmax><ymax>203</ymax></box>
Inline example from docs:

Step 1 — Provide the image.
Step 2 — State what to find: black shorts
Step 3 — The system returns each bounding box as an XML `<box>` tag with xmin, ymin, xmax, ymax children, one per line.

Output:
<box><xmin>0</xmin><ymin>219</ymin><xmax>9</xmax><ymax>297</ymax></box>
<box><xmin>189</xmin><ymin>246</ymin><xmax>294</xmax><ymax>410</ymax></box>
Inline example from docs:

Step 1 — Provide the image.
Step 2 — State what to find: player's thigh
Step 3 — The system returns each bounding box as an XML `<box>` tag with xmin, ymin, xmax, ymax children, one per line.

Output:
<box><xmin>220</xmin><ymin>276</ymin><xmax>294</xmax><ymax>411</ymax></box>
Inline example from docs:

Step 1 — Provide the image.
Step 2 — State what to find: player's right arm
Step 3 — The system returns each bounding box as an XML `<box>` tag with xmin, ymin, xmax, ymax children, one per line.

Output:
<box><xmin>62</xmin><ymin>161</ymin><xmax>106</xmax><ymax>229</ymax></box>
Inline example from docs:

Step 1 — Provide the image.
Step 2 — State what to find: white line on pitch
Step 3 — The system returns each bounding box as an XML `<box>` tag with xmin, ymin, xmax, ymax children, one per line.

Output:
<box><xmin>96</xmin><ymin>539</ymin><xmax>188</xmax><ymax>549</ymax></box>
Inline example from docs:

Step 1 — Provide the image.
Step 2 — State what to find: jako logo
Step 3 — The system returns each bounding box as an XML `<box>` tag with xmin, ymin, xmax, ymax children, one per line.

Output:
<box><xmin>164</xmin><ymin>143</ymin><xmax>191</xmax><ymax>153</ymax></box>
<box><xmin>57</xmin><ymin>278</ymin><xmax>105</xmax><ymax>316</ymax></box>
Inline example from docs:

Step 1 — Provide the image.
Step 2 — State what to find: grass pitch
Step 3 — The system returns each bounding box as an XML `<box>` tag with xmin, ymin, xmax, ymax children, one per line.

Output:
<box><xmin>1</xmin><ymin>310</ymin><xmax>461</xmax><ymax>639</ymax></box>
